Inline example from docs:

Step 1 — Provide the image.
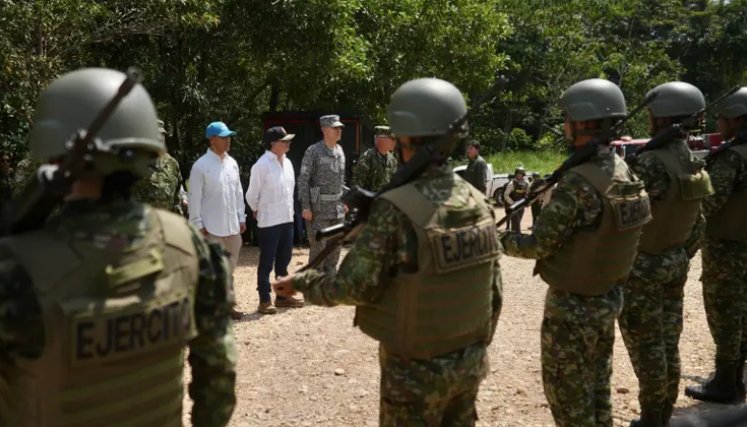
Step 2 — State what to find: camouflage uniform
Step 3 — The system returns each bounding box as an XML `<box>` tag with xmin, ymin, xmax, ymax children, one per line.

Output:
<box><xmin>618</xmin><ymin>138</ymin><xmax>705</xmax><ymax>419</ymax></box>
<box><xmin>11</xmin><ymin>156</ymin><xmax>40</xmax><ymax>198</ymax></box>
<box><xmin>297</xmin><ymin>140</ymin><xmax>346</xmax><ymax>274</ymax></box>
<box><xmin>501</xmin><ymin>147</ymin><xmax>640</xmax><ymax>427</ymax></box>
<box><xmin>0</xmin><ymin>200</ymin><xmax>237</xmax><ymax>427</ymax></box>
<box><xmin>131</xmin><ymin>152</ymin><xmax>184</xmax><ymax>213</ymax></box>
<box><xmin>351</xmin><ymin>147</ymin><xmax>397</xmax><ymax>193</ymax></box>
<box><xmin>463</xmin><ymin>155</ymin><xmax>488</xmax><ymax>194</ymax></box>
<box><xmin>292</xmin><ymin>166</ymin><xmax>503</xmax><ymax>426</ymax></box>
<box><xmin>701</xmin><ymin>138</ymin><xmax>747</xmax><ymax>366</ymax></box>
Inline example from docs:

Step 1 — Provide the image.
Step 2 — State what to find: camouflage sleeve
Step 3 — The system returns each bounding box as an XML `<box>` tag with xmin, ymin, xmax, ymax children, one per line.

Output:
<box><xmin>487</xmin><ymin>259</ymin><xmax>503</xmax><ymax>345</ymax></box>
<box><xmin>0</xmin><ymin>250</ymin><xmax>44</xmax><ymax>360</ymax></box>
<box><xmin>351</xmin><ymin>151</ymin><xmax>370</xmax><ymax>189</ymax></box>
<box><xmin>500</xmin><ymin>172</ymin><xmax>602</xmax><ymax>259</ymax></box>
<box><xmin>187</xmin><ymin>229</ymin><xmax>237</xmax><ymax>427</ymax></box>
<box><xmin>703</xmin><ymin>152</ymin><xmax>740</xmax><ymax>218</ymax></box>
<box><xmin>298</xmin><ymin>146</ymin><xmax>315</xmax><ymax>211</ymax></box>
<box><xmin>292</xmin><ymin>198</ymin><xmax>414</xmax><ymax>306</ymax></box>
<box><xmin>684</xmin><ymin>207</ymin><xmax>705</xmax><ymax>258</ymax></box>
<box><xmin>164</xmin><ymin>156</ymin><xmax>184</xmax><ymax>213</ymax></box>
<box><xmin>631</xmin><ymin>154</ymin><xmax>670</xmax><ymax>200</ymax></box>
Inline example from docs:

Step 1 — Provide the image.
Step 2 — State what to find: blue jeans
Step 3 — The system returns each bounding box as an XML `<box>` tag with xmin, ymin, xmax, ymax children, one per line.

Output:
<box><xmin>257</xmin><ymin>222</ymin><xmax>294</xmax><ymax>303</ymax></box>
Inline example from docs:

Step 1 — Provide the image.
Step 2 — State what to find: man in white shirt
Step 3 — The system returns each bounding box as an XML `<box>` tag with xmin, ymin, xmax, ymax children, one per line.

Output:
<box><xmin>246</xmin><ymin>127</ymin><xmax>304</xmax><ymax>314</ymax></box>
<box><xmin>189</xmin><ymin>121</ymin><xmax>247</xmax><ymax>318</ymax></box>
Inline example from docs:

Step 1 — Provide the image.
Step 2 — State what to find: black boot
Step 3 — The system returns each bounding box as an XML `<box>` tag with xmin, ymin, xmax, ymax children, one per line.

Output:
<box><xmin>629</xmin><ymin>406</ymin><xmax>664</xmax><ymax>427</ymax></box>
<box><xmin>661</xmin><ymin>402</ymin><xmax>673</xmax><ymax>426</ymax></box>
<box><xmin>685</xmin><ymin>360</ymin><xmax>740</xmax><ymax>403</ymax></box>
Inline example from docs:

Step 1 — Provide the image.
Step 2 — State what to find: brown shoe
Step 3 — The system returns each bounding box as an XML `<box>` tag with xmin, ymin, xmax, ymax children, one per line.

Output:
<box><xmin>275</xmin><ymin>296</ymin><xmax>304</xmax><ymax>308</ymax></box>
<box><xmin>258</xmin><ymin>302</ymin><xmax>277</xmax><ymax>314</ymax></box>
<box><xmin>231</xmin><ymin>308</ymin><xmax>243</xmax><ymax>320</ymax></box>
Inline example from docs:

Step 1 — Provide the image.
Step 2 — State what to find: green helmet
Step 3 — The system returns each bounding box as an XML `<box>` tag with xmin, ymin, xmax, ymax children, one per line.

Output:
<box><xmin>514</xmin><ymin>166</ymin><xmax>525</xmax><ymax>176</ymax></box>
<box><xmin>388</xmin><ymin>78</ymin><xmax>467</xmax><ymax>138</ymax></box>
<box><xmin>560</xmin><ymin>78</ymin><xmax>627</xmax><ymax>121</ymax></box>
<box><xmin>29</xmin><ymin>68</ymin><xmax>163</xmax><ymax>176</ymax></box>
<box><xmin>716</xmin><ymin>87</ymin><xmax>747</xmax><ymax>119</ymax></box>
<box><xmin>646</xmin><ymin>81</ymin><xmax>704</xmax><ymax>118</ymax></box>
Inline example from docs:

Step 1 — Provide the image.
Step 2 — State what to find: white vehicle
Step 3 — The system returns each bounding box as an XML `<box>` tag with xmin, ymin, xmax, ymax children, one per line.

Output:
<box><xmin>453</xmin><ymin>163</ymin><xmax>510</xmax><ymax>205</ymax></box>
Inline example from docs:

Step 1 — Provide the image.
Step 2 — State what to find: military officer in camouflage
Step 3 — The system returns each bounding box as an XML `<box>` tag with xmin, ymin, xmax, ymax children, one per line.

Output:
<box><xmin>500</xmin><ymin>78</ymin><xmax>651</xmax><ymax>427</ymax></box>
<box><xmin>11</xmin><ymin>155</ymin><xmax>41</xmax><ymax>198</ymax></box>
<box><xmin>685</xmin><ymin>87</ymin><xmax>747</xmax><ymax>404</ymax></box>
<box><xmin>351</xmin><ymin>125</ymin><xmax>398</xmax><ymax>192</ymax></box>
<box><xmin>463</xmin><ymin>140</ymin><xmax>488</xmax><ymax>194</ymax></box>
<box><xmin>274</xmin><ymin>78</ymin><xmax>503</xmax><ymax>426</ymax></box>
<box><xmin>0</xmin><ymin>68</ymin><xmax>236</xmax><ymax>427</ymax></box>
<box><xmin>620</xmin><ymin>82</ymin><xmax>713</xmax><ymax>427</ymax></box>
<box><xmin>131</xmin><ymin>120</ymin><xmax>185</xmax><ymax>214</ymax></box>
<box><xmin>298</xmin><ymin>114</ymin><xmax>347</xmax><ymax>274</ymax></box>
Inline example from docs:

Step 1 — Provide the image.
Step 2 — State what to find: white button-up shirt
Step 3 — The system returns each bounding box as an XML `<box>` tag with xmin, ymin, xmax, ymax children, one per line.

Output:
<box><xmin>188</xmin><ymin>149</ymin><xmax>246</xmax><ymax>237</ymax></box>
<box><xmin>245</xmin><ymin>150</ymin><xmax>295</xmax><ymax>228</ymax></box>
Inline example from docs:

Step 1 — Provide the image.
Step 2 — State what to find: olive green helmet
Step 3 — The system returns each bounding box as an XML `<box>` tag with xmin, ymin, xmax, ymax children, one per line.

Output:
<box><xmin>29</xmin><ymin>68</ymin><xmax>163</xmax><ymax>176</ymax></box>
<box><xmin>716</xmin><ymin>87</ymin><xmax>747</xmax><ymax>118</ymax></box>
<box><xmin>560</xmin><ymin>78</ymin><xmax>627</xmax><ymax>121</ymax></box>
<box><xmin>388</xmin><ymin>78</ymin><xmax>468</xmax><ymax>138</ymax></box>
<box><xmin>646</xmin><ymin>81</ymin><xmax>704</xmax><ymax>118</ymax></box>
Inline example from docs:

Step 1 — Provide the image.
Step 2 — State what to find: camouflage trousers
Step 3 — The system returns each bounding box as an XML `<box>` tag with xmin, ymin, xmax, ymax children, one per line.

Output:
<box><xmin>618</xmin><ymin>249</ymin><xmax>688</xmax><ymax>409</ymax></box>
<box><xmin>306</xmin><ymin>218</ymin><xmax>342</xmax><ymax>275</ymax></box>
<box><xmin>379</xmin><ymin>343</ymin><xmax>489</xmax><ymax>427</ymax></box>
<box><xmin>541</xmin><ymin>286</ymin><xmax>623</xmax><ymax>427</ymax></box>
<box><xmin>701</xmin><ymin>237</ymin><xmax>747</xmax><ymax>364</ymax></box>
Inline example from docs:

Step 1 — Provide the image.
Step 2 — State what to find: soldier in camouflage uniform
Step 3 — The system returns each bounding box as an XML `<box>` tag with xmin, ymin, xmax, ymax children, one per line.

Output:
<box><xmin>274</xmin><ymin>78</ymin><xmax>503</xmax><ymax>426</ymax></box>
<box><xmin>351</xmin><ymin>125</ymin><xmax>398</xmax><ymax>193</ymax></box>
<box><xmin>11</xmin><ymin>155</ymin><xmax>41</xmax><ymax>198</ymax></box>
<box><xmin>298</xmin><ymin>114</ymin><xmax>347</xmax><ymax>274</ymax></box>
<box><xmin>620</xmin><ymin>82</ymin><xmax>713</xmax><ymax>427</ymax></box>
<box><xmin>500</xmin><ymin>79</ymin><xmax>651</xmax><ymax>427</ymax></box>
<box><xmin>131</xmin><ymin>120</ymin><xmax>185</xmax><ymax>214</ymax></box>
<box><xmin>685</xmin><ymin>87</ymin><xmax>747</xmax><ymax>404</ymax></box>
<box><xmin>0</xmin><ymin>68</ymin><xmax>236</xmax><ymax>427</ymax></box>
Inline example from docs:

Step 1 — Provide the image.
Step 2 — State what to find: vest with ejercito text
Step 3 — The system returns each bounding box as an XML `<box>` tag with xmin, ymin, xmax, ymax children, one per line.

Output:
<box><xmin>1</xmin><ymin>208</ymin><xmax>199</xmax><ymax>427</ymax></box>
<box><xmin>638</xmin><ymin>148</ymin><xmax>714</xmax><ymax>254</ymax></box>
<box><xmin>707</xmin><ymin>144</ymin><xmax>747</xmax><ymax>241</ymax></box>
<box><xmin>537</xmin><ymin>161</ymin><xmax>651</xmax><ymax>296</ymax></box>
<box><xmin>355</xmin><ymin>175</ymin><xmax>500</xmax><ymax>359</ymax></box>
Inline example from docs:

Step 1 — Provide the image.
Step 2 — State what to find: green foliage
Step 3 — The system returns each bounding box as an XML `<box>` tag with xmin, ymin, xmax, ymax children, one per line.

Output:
<box><xmin>486</xmin><ymin>150</ymin><xmax>568</xmax><ymax>175</ymax></box>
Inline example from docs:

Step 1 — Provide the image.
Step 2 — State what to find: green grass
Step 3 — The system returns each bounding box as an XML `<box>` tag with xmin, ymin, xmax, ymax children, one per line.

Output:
<box><xmin>485</xmin><ymin>150</ymin><xmax>567</xmax><ymax>175</ymax></box>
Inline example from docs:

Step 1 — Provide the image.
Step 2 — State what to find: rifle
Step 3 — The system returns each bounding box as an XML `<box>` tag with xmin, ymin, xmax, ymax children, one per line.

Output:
<box><xmin>1</xmin><ymin>67</ymin><xmax>144</xmax><ymax>235</ymax></box>
<box><xmin>496</xmin><ymin>89</ymin><xmax>660</xmax><ymax>229</ymax></box>
<box><xmin>627</xmin><ymin>85</ymin><xmax>740</xmax><ymax>162</ymax></box>
<box><xmin>704</xmin><ymin>129</ymin><xmax>747</xmax><ymax>167</ymax></box>
<box><xmin>297</xmin><ymin>77</ymin><xmax>507</xmax><ymax>272</ymax></box>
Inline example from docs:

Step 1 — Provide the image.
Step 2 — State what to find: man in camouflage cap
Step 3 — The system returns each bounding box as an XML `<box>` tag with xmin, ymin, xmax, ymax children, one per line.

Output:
<box><xmin>0</xmin><ymin>68</ymin><xmax>236</xmax><ymax>426</ymax></box>
<box><xmin>685</xmin><ymin>87</ymin><xmax>747</xmax><ymax>405</ymax></box>
<box><xmin>351</xmin><ymin>125</ymin><xmax>398</xmax><ymax>192</ymax></box>
<box><xmin>274</xmin><ymin>78</ymin><xmax>503</xmax><ymax>425</ymax></box>
<box><xmin>131</xmin><ymin>119</ymin><xmax>185</xmax><ymax>214</ymax></box>
<box><xmin>500</xmin><ymin>78</ymin><xmax>651</xmax><ymax>427</ymax></box>
<box><xmin>297</xmin><ymin>114</ymin><xmax>346</xmax><ymax>274</ymax></box>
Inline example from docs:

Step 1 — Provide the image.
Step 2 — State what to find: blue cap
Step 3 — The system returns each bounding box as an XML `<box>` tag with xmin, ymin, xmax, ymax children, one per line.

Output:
<box><xmin>205</xmin><ymin>121</ymin><xmax>237</xmax><ymax>138</ymax></box>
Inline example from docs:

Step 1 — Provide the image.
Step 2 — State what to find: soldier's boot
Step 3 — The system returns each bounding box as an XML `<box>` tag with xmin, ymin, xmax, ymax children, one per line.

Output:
<box><xmin>685</xmin><ymin>360</ymin><xmax>740</xmax><ymax>403</ymax></box>
<box><xmin>737</xmin><ymin>358</ymin><xmax>746</xmax><ymax>400</ymax></box>
<box><xmin>661</xmin><ymin>402</ymin><xmax>674</xmax><ymax>426</ymax></box>
<box><xmin>629</xmin><ymin>405</ymin><xmax>664</xmax><ymax>427</ymax></box>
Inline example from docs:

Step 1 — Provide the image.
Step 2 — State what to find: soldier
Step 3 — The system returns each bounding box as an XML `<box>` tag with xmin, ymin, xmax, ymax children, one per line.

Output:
<box><xmin>273</xmin><ymin>78</ymin><xmax>503</xmax><ymax>426</ymax></box>
<box><xmin>503</xmin><ymin>166</ymin><xmax>529</xmax><ymax>231</ymax></box>
<box><xmin>297</xmin><ymin>114</ymin><xmax>346</xmax><ymax>274</ymax></box>
<box><xmin>500</xmin><ymin>78</ymin><xmax>651</xmax><ymax>427</ymax></box>
<box><xmin>0</xmin><ymin>68</ymin><xmax>236</xmax><ymax>426</ymax></box>
<box><xmin>131</xmin><ymin>119</ymin><xmax>185</xmax><ymax>214</ymax></box>
<box><xmin>619</xmin><ymin>82</ymin><xmax>712</xmax><ymax>427</ymax></box>
<box><xmin>463</xmin><ymin>140</ymin><xmax>488</xmax><ymax>194</ymax></box>
<box><xmin>11</xmin><ymin>155</ymin><xmax>41</xmax><ymax>198</ymax></box>
<box><xmin>351</xmin><ymin>125</ymin><xmax>398</xmax><ymax>193</ymax></box>
<box><xmin>685</xmin><ymin>87</ymin><xmax>747</xmax><ymax>404</ymax></box>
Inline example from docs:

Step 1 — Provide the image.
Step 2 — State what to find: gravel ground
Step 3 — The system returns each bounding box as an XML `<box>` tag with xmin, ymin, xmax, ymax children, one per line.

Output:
<box><xmin>183</xmin><ymin>214</ymin><xmax>743</xmax><ymax>426</ymax></box>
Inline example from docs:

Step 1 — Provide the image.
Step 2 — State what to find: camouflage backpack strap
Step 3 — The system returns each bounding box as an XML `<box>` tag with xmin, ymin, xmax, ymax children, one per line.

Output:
<box><xmin>379</xmin><ymin>182</ymin><xmax>438</xmax><ymax>227</ymax></box>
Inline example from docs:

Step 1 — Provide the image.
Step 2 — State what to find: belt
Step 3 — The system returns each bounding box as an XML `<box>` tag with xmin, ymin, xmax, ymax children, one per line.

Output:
<box><xmin>319</xmin><ymin>192</ymin><xmax>342</xmax><ymax>201</ymax></box>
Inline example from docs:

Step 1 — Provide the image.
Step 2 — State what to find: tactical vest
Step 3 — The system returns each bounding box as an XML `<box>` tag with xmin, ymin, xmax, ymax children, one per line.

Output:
<box><xmin>707</xmin><ymin>144</ymin><xmax>747</xmax><ymax>241</ymax></box>
<box><xmin>638</xmin><ymin>149</ymin><xmax>714</xmax><ymax>254</ymax></box>
<box><xmin>509</xmin><ymin>179</ymin><xmax>529</xmax><ymax>201</ymax></box>
<box><xmin>1</xmin><ymin>208</ymin><xmax>199</xmax><ymax>427</ymax></box>
<box><xmin>355</xmin><ymin>177</ymin><xmax>500</xmax><ymax>359</ymax></box>
<box><xmin>537</xmin><ymin>162</ymin><xmax>651</xmax><ymax>295</ymax></box>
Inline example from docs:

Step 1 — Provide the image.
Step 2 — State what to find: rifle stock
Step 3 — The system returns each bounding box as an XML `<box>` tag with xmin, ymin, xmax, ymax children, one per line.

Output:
<box><xmin>1</xmin><ymin>67</ymin><xmax>143</xmax><ymax>235</ymax></box>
